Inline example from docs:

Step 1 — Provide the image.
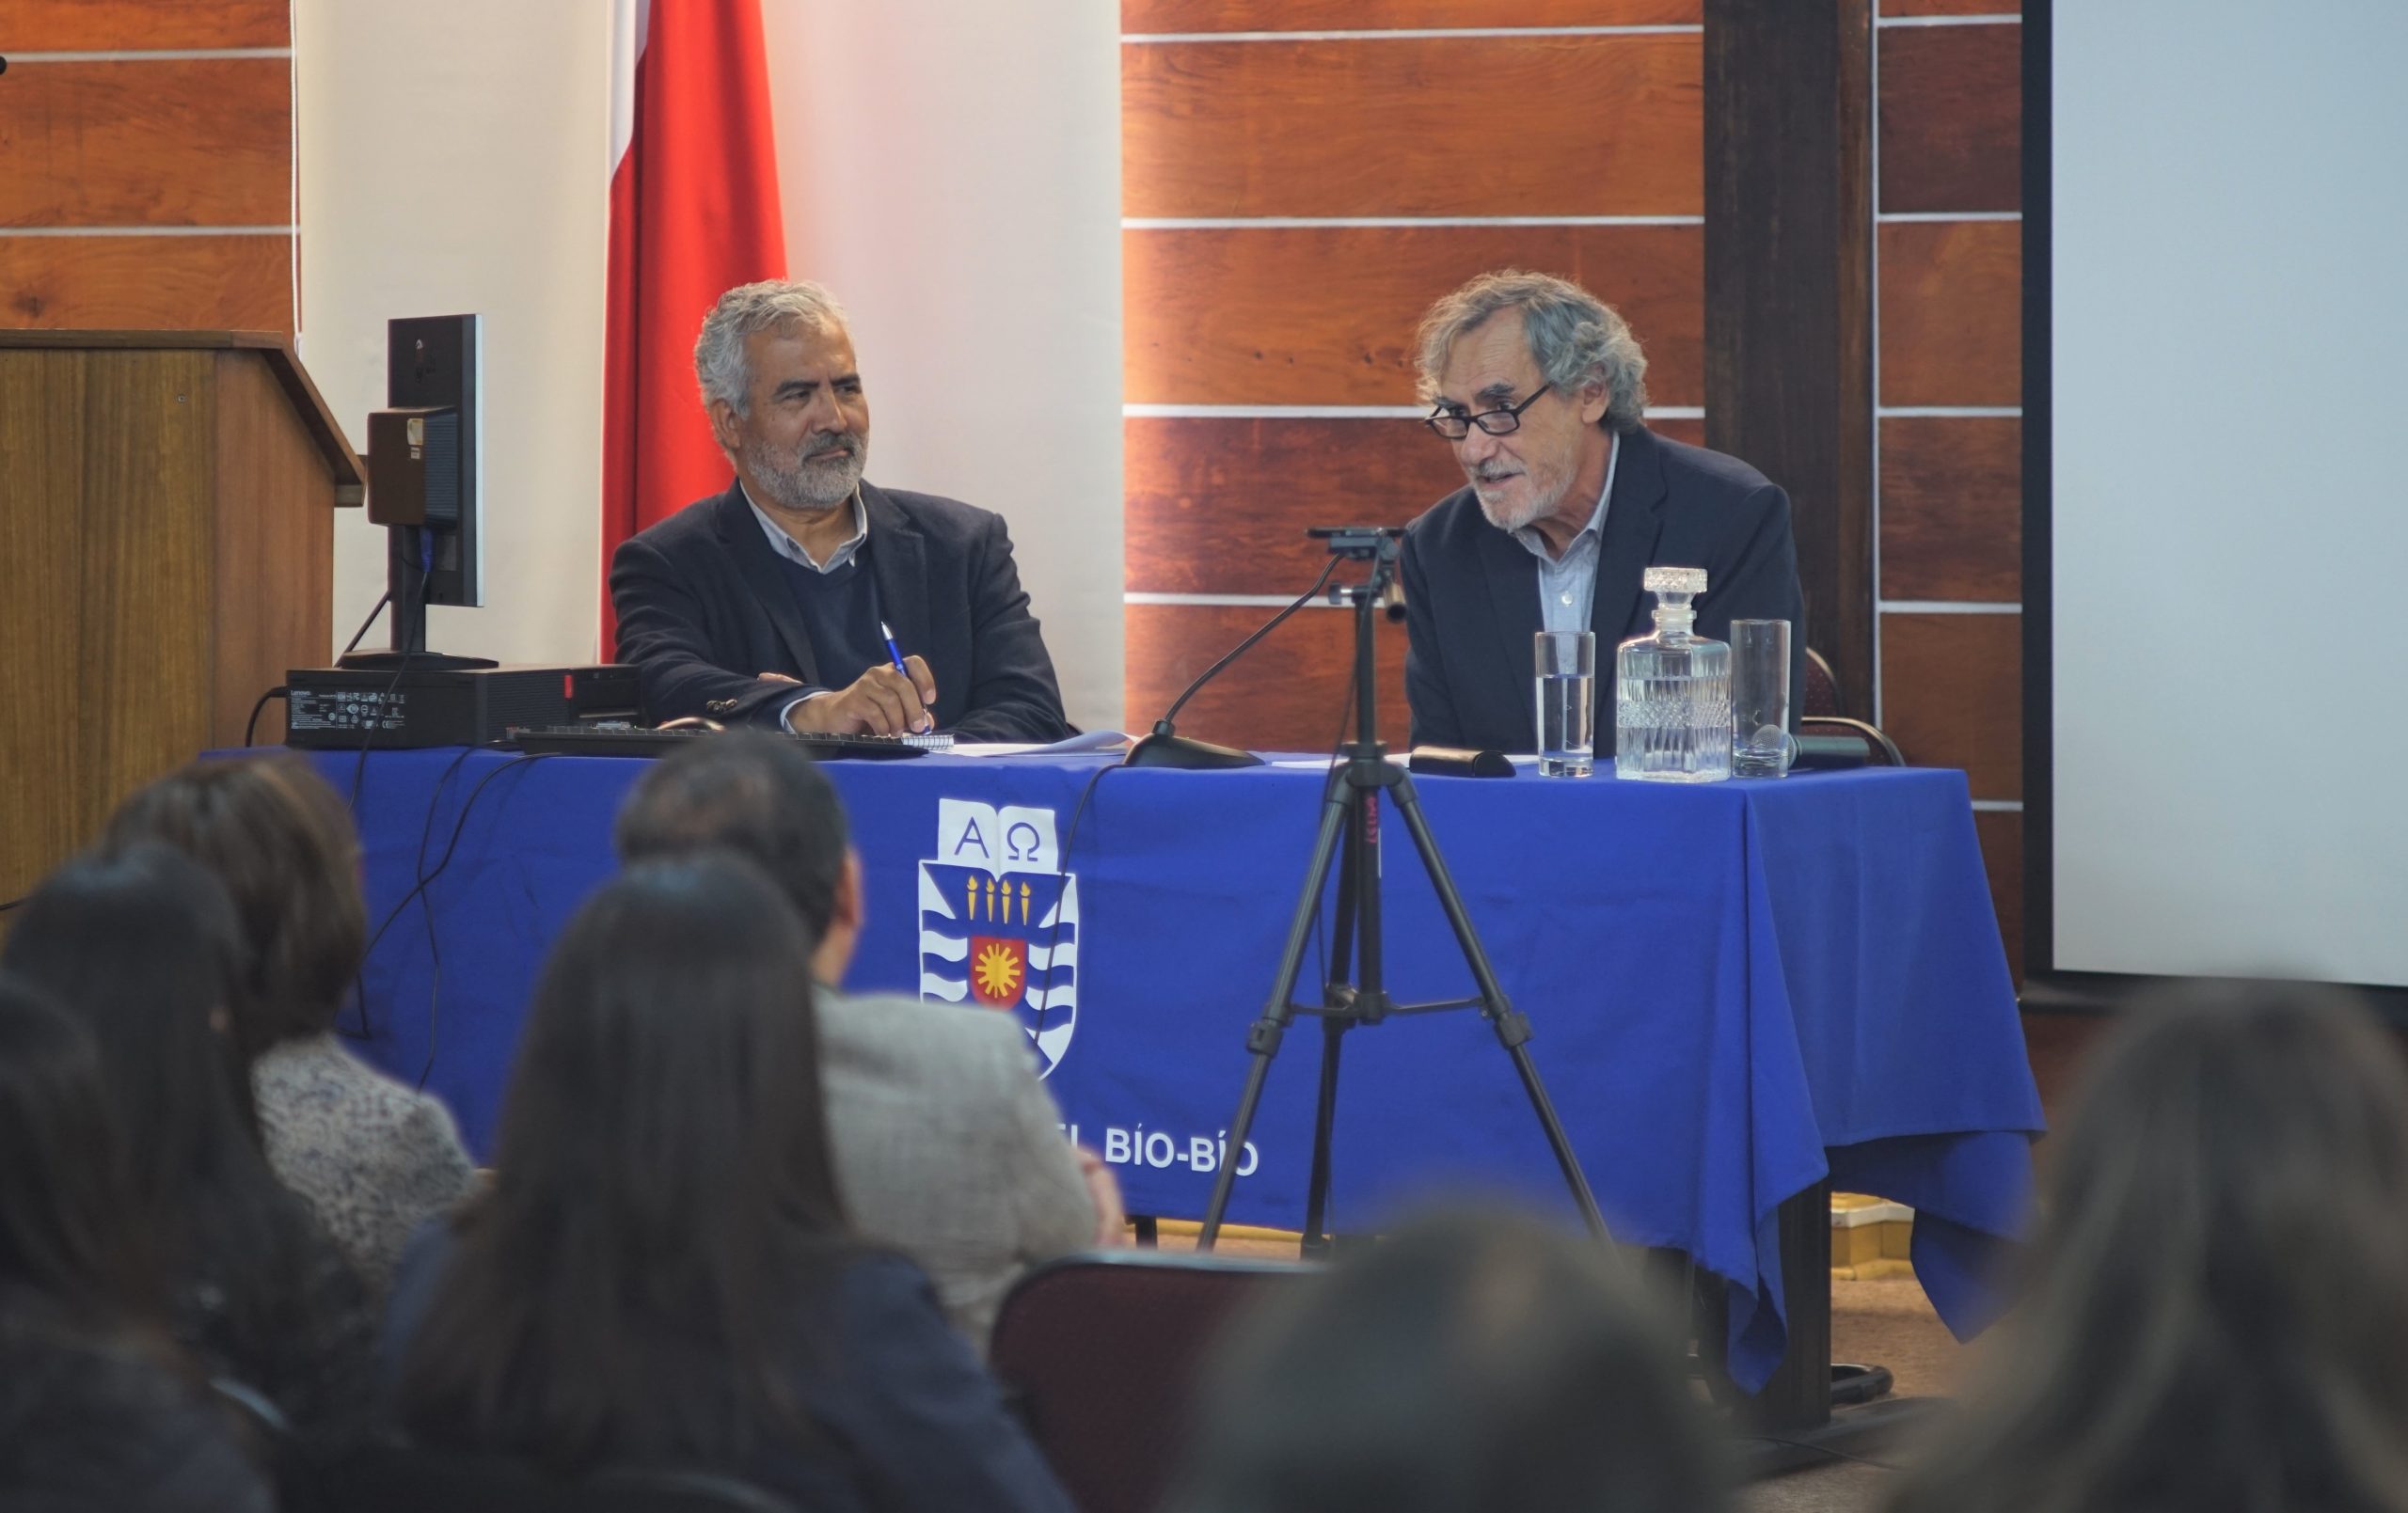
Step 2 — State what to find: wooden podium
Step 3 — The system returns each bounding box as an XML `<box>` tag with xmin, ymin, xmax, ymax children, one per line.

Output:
<box><xmin>0</xmin><ymin>331</ymin><xmax>363</xmax><ymax>908</ymax></box>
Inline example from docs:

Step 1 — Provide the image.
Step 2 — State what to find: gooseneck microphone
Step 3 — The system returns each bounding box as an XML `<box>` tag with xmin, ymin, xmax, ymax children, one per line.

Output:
<box><xmin>1123</xmin><ymin>555</ymin><xmax>1345</xmax><ymax>769</ymax></box>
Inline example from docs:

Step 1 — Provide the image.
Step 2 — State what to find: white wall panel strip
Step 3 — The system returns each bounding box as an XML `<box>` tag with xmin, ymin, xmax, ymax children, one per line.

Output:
<box><xmin>1124</xmin><ymin>215</ymin><xmax>1704</xmax><ymax>229</ymax></box>
<box><xmin>0</xmin><ymin>226</ymin><xmax>296</xmax><ymax>236</ymax></box>
<box><xmin>1873</xmin><ymin>15</ymin><xmax>2019</xmax><ymax>27</ymax></box>
<box><xmin>1126</xmin><ymin>403</ymin><xmax>1708</xmax><ymax>419</ymax></box>
<box><xmin>2</xmin><ymin>48</ymin><xmax>293</xmax><ymax>62</ymax></box>
<box><xmin>1123</xmin><ymin>26</ymin><xmax>1702</xmax><ymax>43</ymax></box>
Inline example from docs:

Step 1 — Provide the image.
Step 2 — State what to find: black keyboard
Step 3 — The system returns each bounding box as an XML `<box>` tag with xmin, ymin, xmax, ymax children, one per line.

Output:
<box><xmin>508</xmin><ymin>726</ymin><xmax>946</xmax><ymax>761</ymax></box>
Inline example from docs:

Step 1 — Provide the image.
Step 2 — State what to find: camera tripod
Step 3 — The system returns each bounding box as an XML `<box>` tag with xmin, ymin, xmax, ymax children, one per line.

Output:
<box><xmin>1196</xmin><ymin>528</ymin><xmax>1608</xmax><ymax>1252</ymax></box>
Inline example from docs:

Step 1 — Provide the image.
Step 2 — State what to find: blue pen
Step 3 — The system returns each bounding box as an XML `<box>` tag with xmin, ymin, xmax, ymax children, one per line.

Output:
<box><xmin>880</xmin><ymin>620</ymin><xmax>930</xmax><ymax>733</ymax></box>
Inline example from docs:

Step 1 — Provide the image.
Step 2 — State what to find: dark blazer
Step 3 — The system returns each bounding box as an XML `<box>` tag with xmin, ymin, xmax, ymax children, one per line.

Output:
<box><xmin>610</xmin><ymin>481</ymin><xmax>1072</xmax><ymax>741</ymax></box>
<box><xmin>1400</xmin><ymin>425</ymin><xmax>1807</xmax><ymax>751</ymax></box>
<box><xmin>381</xmin><ymin>1228</ymin><xmax>1075</xmax><ymax>1513</ymax></box>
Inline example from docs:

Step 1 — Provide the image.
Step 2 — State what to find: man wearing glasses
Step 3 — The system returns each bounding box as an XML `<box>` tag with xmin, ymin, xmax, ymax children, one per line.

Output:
<box><xmin>1399</xmin><ymin>270</ymin><xmax>1805</xmax><ymax>751</ymax></box>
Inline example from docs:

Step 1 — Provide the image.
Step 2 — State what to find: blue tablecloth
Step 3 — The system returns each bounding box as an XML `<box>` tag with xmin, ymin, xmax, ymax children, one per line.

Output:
<box><xmin>311</xmin><ymin>747</ymin><xmax>2040</xmax><ymax>1390</ymax></box>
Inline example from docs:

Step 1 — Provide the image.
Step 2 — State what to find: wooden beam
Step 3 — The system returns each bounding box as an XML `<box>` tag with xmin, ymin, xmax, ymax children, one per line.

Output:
<box><xmin>1703</xmin><ymin>0</ymin><xmax>1876</xmax><ymax>719</ymax></box>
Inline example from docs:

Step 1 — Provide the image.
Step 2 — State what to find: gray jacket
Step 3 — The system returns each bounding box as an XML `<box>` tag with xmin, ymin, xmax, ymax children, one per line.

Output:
<box><xmin>819</xmin><ymin>987</ymin><xmax>1095</xmax><ymax>1352</ymax></box>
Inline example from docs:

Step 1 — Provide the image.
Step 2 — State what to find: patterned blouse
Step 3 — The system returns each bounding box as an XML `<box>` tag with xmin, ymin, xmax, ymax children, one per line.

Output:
<box><xmin>252</xmin><ymin>1033</ymin><xmax>478</xmax><ymax>1306</ymax></box>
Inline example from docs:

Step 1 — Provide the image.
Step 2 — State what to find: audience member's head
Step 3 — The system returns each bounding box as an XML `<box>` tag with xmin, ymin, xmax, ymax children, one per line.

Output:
<box><xmin>1166</xmin><ymin>1206</ymin><xmax>1727</xmax><ymax>1513</ymax></box>
<box><xmin>0</xmin><ymin>986</ymin><xmax>274</xmax><ymax>1513</ymax></box>
<box><xmin>1</xmin><ymin>844</ymin><xmax>261</xmax><ymax>1213</ymax></box>
<box><xmin>101</xmin><ymin>753</ymin><xmax>366</xmax><ymax>1061</ymax></box>
<box><xmin>401</xmin><ymin>853</ymin><xmax>850</xmax><ymax>1474</ymax></box>
<box><xmin>1886</xmin><ymin>982</ymin><xmax>2408</xmax><ymax>1513</ymax></box>
<box><xmin>0</xmin><ymin>847</ymin><xmax>332</xmax><ymax>1354</ymax></box>
<box><xmin>0</xmin><ymin>973</ymin><xmax>158</xmax><ymax>1329</ymax></box>
<box><xmin>613</xmin><ymin>730</ymin><xmax>862</xmax><ymax>982</ymax></box>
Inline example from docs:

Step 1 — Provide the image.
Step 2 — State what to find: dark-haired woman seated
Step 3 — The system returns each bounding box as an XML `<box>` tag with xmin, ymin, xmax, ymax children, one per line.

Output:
<box><xmin>2</xmin><ymin>846</ymin><xmax>377</xmax><ymax>1446</ymax></box>
<box><xmin>1885</xmin><ymin>983</ymin><xmax>2408</xmax><ymax>1513</ymax></box>
<box><xmin>105</xmin><ymin>752</ymin><xmax>475</xmax><ymax>1301</ymax></box>
<box><xmin>382</xmin><ymin>854</ymin><xmax>1073</xmax><ymax>1513</ymax></box>
<box><xmin>0</xmin><ymin>974</ymin><xmax>272</xmax><ymax>1513</ymax></box>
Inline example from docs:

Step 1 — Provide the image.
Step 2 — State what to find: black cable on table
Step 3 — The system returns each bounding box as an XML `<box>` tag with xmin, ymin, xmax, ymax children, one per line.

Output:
<box><xmin>347</xmin><ymin>548</ymin><xmax>432</xmax><ymax>816</ymax></box>
<box><xmin>245</xmin><ymin>686</ymin><xmax>289</xmax><ymax>748</ymax></box>
<box><xmin>345</xmin><ymin>750</ymin><xmax>549</xmax><ymax>1076</ymax></box>
<box><xmin>344</xmin><ymin>745</ymin><xmax>479</xmax><ymax>1040</ymax></box>
<box><xmin>340</xmin><ymin>591</ymin><xmax>391</xmax><ymax>657</ymax></box>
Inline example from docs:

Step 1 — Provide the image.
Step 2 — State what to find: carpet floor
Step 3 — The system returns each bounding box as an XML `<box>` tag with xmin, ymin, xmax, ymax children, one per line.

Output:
<box><xmin>1735</xmin><ymin>1277</ymin><xmax>1967</xmax><ymax>1513</ymax></box>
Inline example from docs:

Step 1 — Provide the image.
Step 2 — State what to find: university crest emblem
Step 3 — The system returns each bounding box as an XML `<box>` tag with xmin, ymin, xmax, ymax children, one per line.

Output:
<box><xmin>918</xmin><ymin>798</ymin><xmax>1078</xmax><ymax>1077</ymax></box>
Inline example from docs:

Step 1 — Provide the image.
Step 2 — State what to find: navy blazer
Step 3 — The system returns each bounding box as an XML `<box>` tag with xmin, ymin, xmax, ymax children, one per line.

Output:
<box><xmin>381</xmin><ymin>1226</ymin><xmax>1074</xmax><ymax>1513</ymax></box>
<box><xmin>610</xmin><ymin>481</ymin><xmax>1072</xmax><ymax>741</ymax></box>
<box><xmin>1399</xmin><ymin>425</ymin><xmax>1807</xmax><ymax>751</ymax></box>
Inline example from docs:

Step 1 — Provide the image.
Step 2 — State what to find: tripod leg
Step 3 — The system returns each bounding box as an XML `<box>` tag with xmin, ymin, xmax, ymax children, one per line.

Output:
<box><xmin>1387</xmin><ymin>774</ymin><xmax>1612</xmax><ymax>1240</ymax></box>
<box><xmin>1302</xmin><ymin>801</ymin><xmax>1365</xmax><ymax>1253</ymax></box>
<box><xmin>1301</xmin><ymin>1018</ymin><xmax>1347</xmax><ymax>1255</ymax></box>
<box><xmin>1198</xmin><ymin>778</ymin><xmax>1354</xmax><ymax>1250</ymax></box>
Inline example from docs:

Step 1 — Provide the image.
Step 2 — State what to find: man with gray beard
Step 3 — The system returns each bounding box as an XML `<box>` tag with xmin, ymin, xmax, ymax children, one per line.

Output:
<box><xmin>610</xmin><ymin>279</ymin><xmax>1072</xmax><ymax>740</ymax></box>
<box><xmin>1398</xmin><ymin>270</ymin><xmax>1804</xmax><ymax>752</ymax></box>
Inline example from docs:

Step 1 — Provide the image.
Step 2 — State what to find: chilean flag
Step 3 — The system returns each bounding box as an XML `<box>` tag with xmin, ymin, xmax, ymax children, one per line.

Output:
<box><xmin>602</xmin><ymin>0</ymin><xmax>786</xmax><ymax>645</ymax></box>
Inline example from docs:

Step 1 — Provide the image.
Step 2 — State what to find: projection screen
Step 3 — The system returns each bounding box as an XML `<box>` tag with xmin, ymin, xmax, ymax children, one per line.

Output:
<box><xmin>2033</xmin><ymin>0</ymin><xmax>2408</xmax><ymax>996</ymax></box>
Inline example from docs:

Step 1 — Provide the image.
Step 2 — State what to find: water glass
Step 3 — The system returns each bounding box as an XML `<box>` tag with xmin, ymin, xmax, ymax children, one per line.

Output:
<box><xmin>1533</xmin><ymin>630</ymin><xmax>1596</xmax><ymax>777</ymax></box>
<box><xmin>1730</xmin><ymin>619</ymin><xmax>1794</xmax><ymax>779</ymax></box>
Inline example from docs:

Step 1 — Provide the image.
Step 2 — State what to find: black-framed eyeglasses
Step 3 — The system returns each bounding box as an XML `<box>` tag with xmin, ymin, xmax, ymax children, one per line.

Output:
<box><xmin>1422</xmin><ymin>382</ymin><xmax>1554</xmax><ymax>441</ymax></box>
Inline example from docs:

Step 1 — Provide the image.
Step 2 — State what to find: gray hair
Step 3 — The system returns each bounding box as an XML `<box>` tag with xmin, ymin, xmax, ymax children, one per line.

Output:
<box><xmin>693</xmin><ymin>278</ymin><xmax>849</xmax><ymax>417</ymax></box>
<box><xmin>1414</xmin><ymin>270</ymin><xmax>1649</xmax><ymax>433</ymax></box>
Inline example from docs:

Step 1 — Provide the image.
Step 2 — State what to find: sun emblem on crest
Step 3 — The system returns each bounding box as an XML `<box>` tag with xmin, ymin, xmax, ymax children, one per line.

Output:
<box><xmin>973</xmin><ymin>941</ymin><xmax>1025</xmax><ymax>1002</ymax></box>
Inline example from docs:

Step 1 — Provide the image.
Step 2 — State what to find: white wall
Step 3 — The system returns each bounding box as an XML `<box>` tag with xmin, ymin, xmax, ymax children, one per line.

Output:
<box><xmin>293</xmin><ymin>1</ymin><xmax>1125</xmax><ymax>723</ymax></box>
<box><xmin>294</xmin><ymin>0</ymin><xmax>612</xmax><ymax>665</ymax></box>
<box><xmin>760</xmin><ymin>0</ymin><xmax>1126</xmax><ymax>729</ymax></box>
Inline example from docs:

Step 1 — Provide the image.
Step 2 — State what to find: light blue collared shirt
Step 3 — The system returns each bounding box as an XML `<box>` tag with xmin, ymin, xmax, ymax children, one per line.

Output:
<box><xmin>1510</xmin><ymin>436</ymin><xmax>1620</xmax><ymax>635</ymax></box>
<box><xmin>744</xmin><ymin>481</ymin><xmax>867</xmax><ymax>574</ymax></box>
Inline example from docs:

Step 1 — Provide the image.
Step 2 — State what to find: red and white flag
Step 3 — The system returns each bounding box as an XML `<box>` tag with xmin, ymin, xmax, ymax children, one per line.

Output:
<box><xmin>602</xmin><ymin>0</ymin><xmax>786</xmax><ymax>647</ymax></box>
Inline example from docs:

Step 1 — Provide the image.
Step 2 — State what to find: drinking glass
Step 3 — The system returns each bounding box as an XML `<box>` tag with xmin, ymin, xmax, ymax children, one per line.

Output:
<box><xmin>1534</xmin><ymin>630</ymin><xmax>1596</xmax><ymax>778</ymax></box>
<box><xmin>1730</xmin><ymin>619</ymin><xmax>1794</xmax><ymax>778</ymax></box>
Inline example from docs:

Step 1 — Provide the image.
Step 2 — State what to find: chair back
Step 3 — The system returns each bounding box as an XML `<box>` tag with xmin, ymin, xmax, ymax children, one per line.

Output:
<box><xmin>990</xmin><ymin>1249</ymin><xmax>1311</xmax><ymax>1513</ymax></box>
<box><xmin>1801</xmin><ymin>646</ymin><xmax>1843</xmax><ymax>717</ymax></box>
<box><xmin>314</xmin><ymin>1444</ymin><xmax>799</xmax><ymax>1513</ymax></box>
<box><xmin>1798</xmin><ymin>716</ymin><xmax>1906</xmax><ymax>766</ymax></box>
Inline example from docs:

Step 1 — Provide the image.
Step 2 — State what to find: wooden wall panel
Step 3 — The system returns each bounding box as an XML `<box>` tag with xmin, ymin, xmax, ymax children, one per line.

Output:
<box><xmin>1878</xmin><ymin>610</ymin><xmax>2018</xmax><ymax>799</ymax></box>
<box><xmin>0</xmin><ymin>60</ymin><xmax>289</xmax><ymax>227</ymax></box>
<box><xmin>1126</xmin><ymin>603</ymin><xmax>1410</xmax><ymax>753</ymax></box>
<box><xmin>1973</xmin><ymin>808</ymin><xmax>2022</xmax><ymax>984</ymax></box>
<box><xmin>1877</xmin><ymin>24</ymin><xmax>2020</xmax><ymax>213</ymax></box>
<box><xmin>1125</xmin><ymin>36</ymin><xmax>1701</xmax><ymax>218</ymax></box>
<box><xmin>1125</xmin><ymin>418</ymin><xmax>1464</xmax><ymax>594</ymax></box>
<box><xmin>0</xmin><ymin>235</ymin><xmax>293</xmax><ymax>332</ymax></box>
<box><xmin>1126</xmin><ymin>225</ymin><xmax>1703</xmax><ymax>405</ymax></box>
<box><xmin>1126</xmin><ymin>414</ymin><xmax>1707</xmax><ymax>595</ymax></box>
<box><xmin>1877</xmin><ymin>416</ymin><xmax>2019</xmax><ymax>601</ymax></box>
<box><xmin>1125</xmin><ymin>0</ymin><xmax>1701</xmax><ymax>28</ymax></box>
<box><xmin>4</xmin><ymin>0</ymin><xmax>289</xmax><ymax>48</ymax></box>
<box><xmin>1877</xmin><ymin>220</ymin><xmax>2018</xmax><ymax>407</ymax></box>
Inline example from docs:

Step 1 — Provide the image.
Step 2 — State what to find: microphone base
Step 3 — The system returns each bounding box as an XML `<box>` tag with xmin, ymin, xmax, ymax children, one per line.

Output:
<box><xmin>1123</xmin><ymin>733</ymin><xmax>1264</xmax><ymax>769</ymax></box>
